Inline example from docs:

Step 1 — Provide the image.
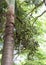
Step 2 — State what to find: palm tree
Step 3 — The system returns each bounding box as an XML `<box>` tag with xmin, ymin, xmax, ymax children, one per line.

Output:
<box><xmin>1</xmin><ymin>0</ymin><xmax>15</xmax><ymax>65</ymax></box>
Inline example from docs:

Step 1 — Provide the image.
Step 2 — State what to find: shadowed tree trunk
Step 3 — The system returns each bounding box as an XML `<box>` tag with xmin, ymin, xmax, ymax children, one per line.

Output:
<box><xmin>1</xmin><ymin>0</ymin><xmax>15</xmax><ymax>65</ymax></box>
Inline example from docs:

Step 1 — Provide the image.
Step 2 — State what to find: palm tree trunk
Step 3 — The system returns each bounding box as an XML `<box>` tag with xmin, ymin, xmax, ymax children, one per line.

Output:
<box><xmin>1</xmin><ymin>4</ymin><xmax>15</xmax><ymax>65</ymax></box>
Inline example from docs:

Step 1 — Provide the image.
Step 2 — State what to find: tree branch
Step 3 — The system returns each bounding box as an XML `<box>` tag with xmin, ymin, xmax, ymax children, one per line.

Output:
<box><xmin>24</xmin><ymin>1</ymin><xmax>43</xmax><ymax>19</ymax></box>
<box><xmin>32</xmin><ymin>10</ymin><xmax>46</xmax><ymax>26</ymax></box>
<box><xmin>36</xmin><ymin>10</ymin><xmax>46</xmax><ymax>18</ymax></box>
<box><xmin>15</xmin><ymin>16</ymin><xmax>23</xmax><ymax>24</ymax></box>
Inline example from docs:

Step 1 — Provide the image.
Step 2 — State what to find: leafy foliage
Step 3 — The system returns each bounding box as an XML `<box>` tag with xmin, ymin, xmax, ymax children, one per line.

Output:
<box><xmin>0</xmin><ymin>0</ymin><xmax>46</xmax><ymax>65</ymax></box>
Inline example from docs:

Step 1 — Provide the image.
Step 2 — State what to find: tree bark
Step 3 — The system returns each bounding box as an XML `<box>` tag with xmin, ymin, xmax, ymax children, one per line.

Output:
<box><xmin>1</xmin><ymin>5</ymin><xmax>15</xmax><ymax>65</ymax></box>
